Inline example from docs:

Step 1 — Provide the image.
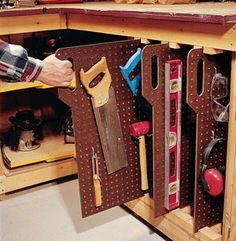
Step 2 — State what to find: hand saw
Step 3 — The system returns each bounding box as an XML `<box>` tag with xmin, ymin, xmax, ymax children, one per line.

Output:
<box><xmin>164</xmin><ymin>59</ymin><xmax>182</xmax><ymax>211</ymax></box>
<box><xmin>80</xmin><ymin>57</ymin><xmax>128</xmax><ymax>174</ymax></box>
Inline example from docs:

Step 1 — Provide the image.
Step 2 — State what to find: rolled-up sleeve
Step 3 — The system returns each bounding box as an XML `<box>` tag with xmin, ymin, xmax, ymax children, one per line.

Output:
<box><xmin>0</xmin><ymin>39</ymin><xmax>43</xmax><ymax>82</ymax></box>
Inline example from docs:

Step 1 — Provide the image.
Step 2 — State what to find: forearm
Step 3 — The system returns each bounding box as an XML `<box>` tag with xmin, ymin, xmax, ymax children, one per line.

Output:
<box><xmin>0</xmin><ymin>39</ymin><xmax>43</xmax><ymax>82</ymax></box>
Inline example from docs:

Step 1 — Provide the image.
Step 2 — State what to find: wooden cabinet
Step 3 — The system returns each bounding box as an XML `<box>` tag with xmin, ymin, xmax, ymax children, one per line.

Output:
<box><xmin>1</xmin><ymin>3</ymin><xmax>236</xmax><ymax>241</ymax></box>
<box><xmin>0</xmin><ymin>85</ymin><xmax>77</xmax><ymax>195</ymax></box>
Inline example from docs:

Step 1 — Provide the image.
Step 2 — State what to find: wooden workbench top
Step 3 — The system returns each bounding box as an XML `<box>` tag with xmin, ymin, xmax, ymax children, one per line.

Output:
<box><xmin>0</xmin><ymin>1</ymin><xmax>236</xmax><ymax>24</ymax></box>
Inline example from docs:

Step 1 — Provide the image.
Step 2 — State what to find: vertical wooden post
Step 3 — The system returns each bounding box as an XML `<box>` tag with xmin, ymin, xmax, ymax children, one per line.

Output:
<box><xmin>0</xmin><ymin>160</ymin><xmax>5</xmax><ymax>198</ymax></box>
<box><xmin>0</xmin><ymin>159</ymin><xmax>4</xmax><ymax>176</ymax></box>
<box><xmin>223</xmin><ymin>52</ymin><xmax>236</xmax><ymax>241</ymax></box>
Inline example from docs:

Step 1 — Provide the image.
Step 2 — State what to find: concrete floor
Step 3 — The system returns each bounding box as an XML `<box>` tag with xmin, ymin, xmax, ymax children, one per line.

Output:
<box><xmin>0</xmin><ymin>178</ymin><xmax>167</xmax><ymax>241</ymax></box>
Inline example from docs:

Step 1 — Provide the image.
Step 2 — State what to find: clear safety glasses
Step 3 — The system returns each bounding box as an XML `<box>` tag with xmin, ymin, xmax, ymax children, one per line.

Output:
<box><xmin>210</xmin><ymin>72</ymin><xmax>229</xmax><ymax>123</ymax></box>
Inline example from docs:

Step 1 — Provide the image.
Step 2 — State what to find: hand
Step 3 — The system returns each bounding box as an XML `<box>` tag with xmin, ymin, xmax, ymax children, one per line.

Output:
<box><xmin>36</xmin><ymin>54</ymin><xmax>74</xmax><ymax>87</ymax></box>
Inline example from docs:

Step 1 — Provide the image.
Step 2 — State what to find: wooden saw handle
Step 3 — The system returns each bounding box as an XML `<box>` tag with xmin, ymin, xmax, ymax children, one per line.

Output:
<box><xmin>139</xmin><ymin>135</ymin><xmax>149</xmax><ymax>191</ymax></box>
<box><xmin>80</xmin><ymin>57</ymin><xmax>112</xmax><ymax>108</ymax></box>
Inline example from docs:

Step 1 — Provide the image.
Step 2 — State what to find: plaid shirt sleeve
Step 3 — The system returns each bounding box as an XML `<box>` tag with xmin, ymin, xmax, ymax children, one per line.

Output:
<box><xmin>0</xmin><ymin>39</ymin><xmax>43</xmax><ymax>82</ymax></box>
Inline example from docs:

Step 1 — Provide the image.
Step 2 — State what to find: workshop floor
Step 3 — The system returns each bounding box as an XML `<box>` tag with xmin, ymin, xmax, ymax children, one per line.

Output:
<box><xmin>0</xmin><ymin>178</ymin><xmax>167</xmax><ymax>241</ymax></box>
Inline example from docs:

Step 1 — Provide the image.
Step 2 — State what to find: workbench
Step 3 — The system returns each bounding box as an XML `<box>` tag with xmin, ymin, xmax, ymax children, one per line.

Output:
<box><xmin>0</xmin><ymin>2</ymin><xmax>236</xmax><ymax>241</ymax></box>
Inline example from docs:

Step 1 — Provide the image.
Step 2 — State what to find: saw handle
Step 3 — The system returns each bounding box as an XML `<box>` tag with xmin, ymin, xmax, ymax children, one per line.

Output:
<box><xmin>80</xmin><ymin>57</ymin><xmax>112</xmax><ymax>108</ymax></box>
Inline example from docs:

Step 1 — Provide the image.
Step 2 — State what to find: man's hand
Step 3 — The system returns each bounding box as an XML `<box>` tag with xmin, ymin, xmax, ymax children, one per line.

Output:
<box><xmin>36</xmin><ymin>54</ymin><xmax>74</xmax><ymax>87</ymax></box>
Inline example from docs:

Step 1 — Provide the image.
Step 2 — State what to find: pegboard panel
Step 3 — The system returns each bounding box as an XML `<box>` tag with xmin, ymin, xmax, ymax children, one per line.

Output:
<box><xmin>142</xmin><ymin>43</ymin><xmax>184</xmax><ymax>217</ymax></box>
<box><xmin>179</xmin><ymin>103</ymin><xmax>196</xmax><ymax>209</ymax></box>
<box><xmin>56</xmin><ymin>39</ymin><xmax>150</xmax><ymax>217</ymax></box>
<box><xmin>187</xmin><ymin>48</ymin><xmax>228</xmax><ymax>232</ymax></box>
<box><xmin>179</xmin><ymin>49</ymin><xmax>196</xmax><ymax>209</ymax></box>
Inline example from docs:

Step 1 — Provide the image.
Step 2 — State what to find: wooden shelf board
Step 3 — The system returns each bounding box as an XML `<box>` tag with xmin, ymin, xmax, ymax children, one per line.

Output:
<box><xmin>36</xmin><ymin>79</ymin><xmax>77</xmax><ymax>89</ymax></box>
<box><xmin>0</xmin><ymin>158</ymin><xmax>77</xmax><ymax>194</ymax></box>
<box><xmin>0</xmin><ymin>79</ymin><xmax>43</xmax><ymax>93</ymax></box>
<box><xmin>2</xmin><ymin>133</ymin><xmax>75</xmax><ymax>168</ymax></box>
<box><xmin>2</xmin><ymin>156</ymin><xmax>74</xmax><ymax>177</ymax></box>
<box><xmin>1</xmin><ymin>2</ymin><xmax>236</xmax><ymax>24</ymax></box>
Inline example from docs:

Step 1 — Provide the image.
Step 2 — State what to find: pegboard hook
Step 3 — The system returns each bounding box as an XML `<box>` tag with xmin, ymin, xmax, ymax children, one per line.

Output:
<box><xmin>214</xmin><ymin>67</ymin><xmax>217</xmax><ymax>75</ymax></box>
<box><xmin>211</xmin><ymin>131</ymin><xmax>215</xmax><ymax>140</ymax></box>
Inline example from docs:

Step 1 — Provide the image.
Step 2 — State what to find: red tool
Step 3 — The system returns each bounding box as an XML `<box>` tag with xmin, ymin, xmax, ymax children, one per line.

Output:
<box><xmin>130</xmin><ymin>121</ymin><xmax>151</xmax><ymax>191</ymax></box>
<box><xmin>201</xmin><ymin>137</ymin><xmax>226</xmax><ymax>197</ymax></box>
<box><xmin>164</xmin><ymin>59</ymin><xmax>182</xmax><ymax>211</ymax></box>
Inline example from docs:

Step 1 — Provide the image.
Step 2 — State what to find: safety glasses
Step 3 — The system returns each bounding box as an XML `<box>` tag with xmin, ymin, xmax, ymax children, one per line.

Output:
<box><xmin>210</xmin><ymin>73</ymin><xmax>229</xmax><ymax>123</ymax></box>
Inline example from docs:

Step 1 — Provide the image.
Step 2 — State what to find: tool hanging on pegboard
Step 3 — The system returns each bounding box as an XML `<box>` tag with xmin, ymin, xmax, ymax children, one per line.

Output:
<box><xmin>210</xmin><ymin>72</ymin><xmax>229</xmax><ymax>123</ymax></box>
<box><xmin>91</xmin><ymin>147</ymin><xmax>102</xmax><ymax>207</ymax></box>
<box><xmin>120</xmin><ymin>48</ymin><xmax>142</xmax><ymax>97</ymax></box>
<box><xmin>164</xmin><ymin>59</ymin><xmax>182</xmax><ymax>211</ymax></box>
<box><xmin>200</xmin><ymin>135</ymin><xmax>226</xmax><ymax>197</ymax></box>
<box><xmin>130</xmin><ymin>121</ymin><xmax>151</xmax><ymax>191</ymax></box>
<box><xmin>119</xmin><ymin>47</ymin><xmax>151</xmax><ymax>119</ymax></box>
<box><xmin>80</xmin><ymin>57</ymin><xmax>128</xmax><ymax>174</ymax></box>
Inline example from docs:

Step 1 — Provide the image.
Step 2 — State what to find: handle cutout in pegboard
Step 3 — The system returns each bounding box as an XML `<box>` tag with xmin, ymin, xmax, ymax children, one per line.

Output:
<box><xmin>151</xmin><ymin>55</ymin><xmax>159</xmax><ymax>89</ymax></box>
<box><xmin>197</xmin><ymin>58</ymin><xmax>204</xmax><ymax>95</ymax></box>
<box><xmin>55</xmin><ymin>39</ymin><xmax>154</xmax><ymax>217</ymax></box>
<box><xmin>187</xmin><ymin>48</ymin><xmax>229</xmax><ymax>232</ymax></box>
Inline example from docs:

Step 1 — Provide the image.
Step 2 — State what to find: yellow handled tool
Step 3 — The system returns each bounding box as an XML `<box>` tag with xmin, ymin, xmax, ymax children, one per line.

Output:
<box><xmin>92</xmin><ymin>147</ymin><xmax>102</xmax><ymax>207</ymax></box>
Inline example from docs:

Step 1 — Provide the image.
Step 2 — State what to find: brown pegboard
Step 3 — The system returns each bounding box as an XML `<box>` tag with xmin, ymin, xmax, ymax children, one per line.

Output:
<box><xmin>179</xmin><ymin>103</ymin><xmax>196</xmax><ymax>209</ymax></box>
<box><xmin>56</xmin><ymin>39</ymin><xmax>151</xmax><ymax>217</ymax></box>
<box><xmin>142</xmin><ymin>43</ymin><xmax>184</xmax><ymax>217</ymax></box>
<box><xmin>179</xmin><ymin>50</ymin><xmax>196</xmax><ymax>209</ymax></box>
<box><xmin>187</xmin><ymin>48</ymin><xmax>228</xmax><ymax>232</ymax></box>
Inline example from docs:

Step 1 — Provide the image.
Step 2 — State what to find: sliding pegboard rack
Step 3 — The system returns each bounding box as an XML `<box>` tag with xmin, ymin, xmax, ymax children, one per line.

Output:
<box><xmin>187</xmin><ymin>48</ymin><xmax>228</xmax><ymax>232</ymax></box>
<box><xmin>142</xmin><ymin>43</ymin><xmax>197</xmax><ymax>217</ymax></box>
<box><xmin>56</xmin><ymin>39</ymin><xmax>153</xmax><ymax>217</ymax></box>
<box><xmin>56</xmin><ymin>41</ymin><xmax>228</xmax><ymax>235</ymax></box>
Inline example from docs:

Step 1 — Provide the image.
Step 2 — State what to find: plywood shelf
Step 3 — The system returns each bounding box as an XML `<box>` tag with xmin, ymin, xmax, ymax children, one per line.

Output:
<box><xmin>0</xmin><ymin>79</ymin><xmax>77</xmax><ymax>93</ymax></box>
<box><xmin>0</xmin><ymin>158</ymin><xmax>77</xmax><ymax>194</ymax></box>
<box><xmin>36</xmin><ymin>79</ymin><xmax>77</xmax><ymax>89</ymax></box>
<box><xmin>2</xmin><ymin>133</ymin><xmax>75</xmax><ymax>168</ymax></box>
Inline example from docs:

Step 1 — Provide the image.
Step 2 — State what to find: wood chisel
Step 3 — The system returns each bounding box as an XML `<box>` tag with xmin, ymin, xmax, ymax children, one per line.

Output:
<box><xmin>80</xmin><ymin>57</ymin><xmax>128</xmax><ymax>174</ymax></box>
<box><xmin>164</xmin><ymin>59</ymin><xmax>182</xmax><ymax>211</ymax></box>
